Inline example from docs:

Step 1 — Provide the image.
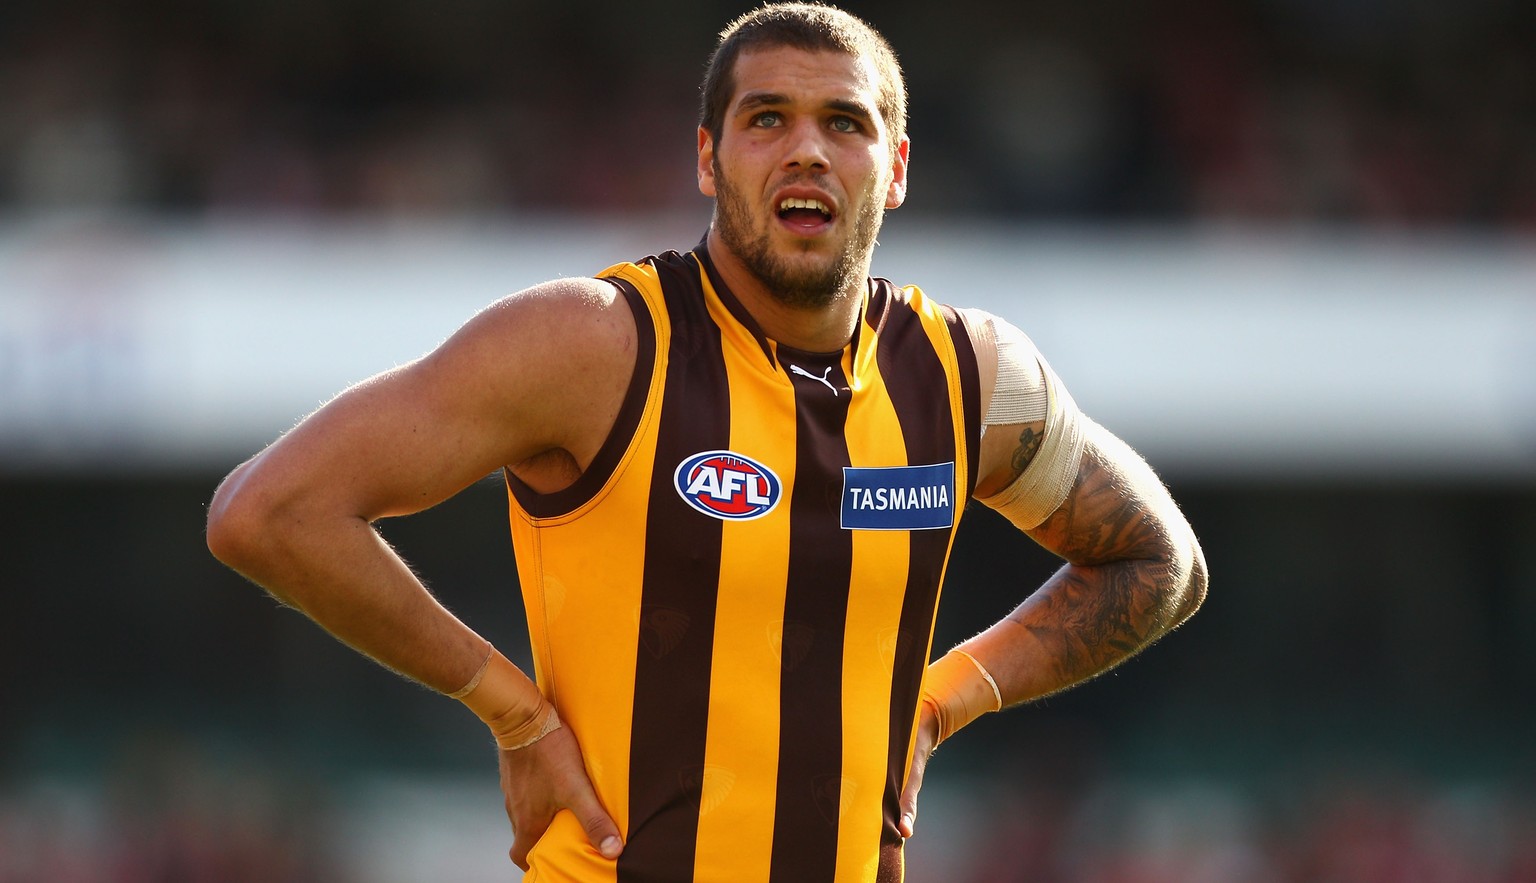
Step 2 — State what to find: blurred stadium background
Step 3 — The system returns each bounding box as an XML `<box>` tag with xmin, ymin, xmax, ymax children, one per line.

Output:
<box><xmin>3</xmin><ymin>0</ymin><xmax>1535</xmax><ymax>880</ymax></box>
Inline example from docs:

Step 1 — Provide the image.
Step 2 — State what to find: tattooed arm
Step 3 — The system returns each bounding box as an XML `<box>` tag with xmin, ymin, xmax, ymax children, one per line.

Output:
<box><xmin>967</xmin><ymin>417</ymin><xmax>1207</xmax><ymax>706</ymax></box>
<box><xmin>900</xmin><ymin>313</ymin><xmax>1205</xmax><ymax>837</ymax></box>
<box><xmin>897</xmin><ymin>414</ymin><xmax>1204</xmax><ymax>836</ymax></box>
<box><xmin>937</xmin><ymin>308</ymin><xmax>1205</xmax><ymax>702</ymax></box>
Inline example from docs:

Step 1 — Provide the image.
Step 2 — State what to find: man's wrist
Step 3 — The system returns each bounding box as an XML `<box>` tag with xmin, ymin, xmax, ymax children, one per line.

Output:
<box><xmin>450</xmin><ymin>645</ymin><xmax>562</xmax><ymax>750</ymax></box>
<box><xmin>919</xmin><ymin>649</ymin><xmax>1002</xmax><ymax>745</ymax></box>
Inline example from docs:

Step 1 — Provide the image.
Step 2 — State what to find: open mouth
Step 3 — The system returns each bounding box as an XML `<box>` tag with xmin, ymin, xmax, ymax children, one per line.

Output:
<box><xmin>777</xmin><ymin>197</ymin><xmax>833</xmax><ymax>232</ymax></box>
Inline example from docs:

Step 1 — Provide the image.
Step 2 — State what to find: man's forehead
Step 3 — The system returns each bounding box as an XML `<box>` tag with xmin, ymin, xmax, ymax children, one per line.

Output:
<box><xmin>728</xmin><ymin>46</ymin><xmax>881</xmax><ymax>109</ymax></box>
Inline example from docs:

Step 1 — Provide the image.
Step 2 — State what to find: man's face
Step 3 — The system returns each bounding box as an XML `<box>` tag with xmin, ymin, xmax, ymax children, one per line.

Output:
<box><xmin>699</xmin><ymin>46</ymin><xmax>909</xmax><ymax>308</ymax></box>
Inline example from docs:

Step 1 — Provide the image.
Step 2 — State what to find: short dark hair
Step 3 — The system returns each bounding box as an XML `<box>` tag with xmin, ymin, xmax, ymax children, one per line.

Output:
<box><xmin>699</xmin><ymin>3</ymin><xmax>907</xmax><ymax>150</ymax></box>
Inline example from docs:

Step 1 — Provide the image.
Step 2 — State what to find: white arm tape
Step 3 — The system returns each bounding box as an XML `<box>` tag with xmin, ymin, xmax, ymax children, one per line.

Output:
<box><xmin>982</xmin><ymin>314</ymin><xmax>1049</xmax><ymax>427</ymax></box>
<box><xmin>977</xmin><ymin>315</ymin><xmax>1087</xmax><ymax>530</ymax></box>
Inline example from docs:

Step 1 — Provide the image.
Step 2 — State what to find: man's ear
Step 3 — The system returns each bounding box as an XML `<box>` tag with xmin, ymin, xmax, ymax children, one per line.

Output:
<box><xmin>698</xmin><ymin>127</ymin><xmax>717</xmax><ymax>197</ymax></box>
<box><xmin>885</xmin><ymin>136</ymin><xmax>910</xmax><ymax>209</ymax></box>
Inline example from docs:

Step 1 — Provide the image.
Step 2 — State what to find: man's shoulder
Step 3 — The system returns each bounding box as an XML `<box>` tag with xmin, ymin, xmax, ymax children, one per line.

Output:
<box><xmin>466</xmin><ymin>275</ymin><xmax>641</xmax><ymax>370</ymax></box>
<box><xmin>485</xmin><ymin>275</ymin><xmax>623</xmax><ymax>317</ymax></box>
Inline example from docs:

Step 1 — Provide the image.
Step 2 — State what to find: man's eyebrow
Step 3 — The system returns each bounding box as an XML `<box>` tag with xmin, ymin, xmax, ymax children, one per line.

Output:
<box><xmin>733</xmin><ymin>93</ymin><xmax>878</xmax><ymax>122</ymax></box>
<box><xmin>735</xmin><ymin>91</ymin><xmax>789</xmax><ymax>112</ymax></box>
<box><xmin>824</xmin><ymin>98</ymin><xmax>876</xmax><ymax>122</ymax></box>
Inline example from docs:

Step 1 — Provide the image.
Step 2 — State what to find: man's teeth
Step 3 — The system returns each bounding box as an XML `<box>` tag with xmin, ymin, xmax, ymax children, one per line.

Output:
<box><xmin>779</xmin><ymin>197</ymin><xmax>831</xmax><ymax>217</ymax></box>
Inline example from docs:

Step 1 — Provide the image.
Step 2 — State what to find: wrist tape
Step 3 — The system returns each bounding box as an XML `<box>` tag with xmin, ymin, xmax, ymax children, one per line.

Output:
<box><xmin>449</xmin><ymin>646</ymin><xmax>561</xmax><ymax>751</ymax></box>
<box><xmin>919</xmin><ymin>649</ymin><xmax>1002</xmax><ymax>745</ymax></box>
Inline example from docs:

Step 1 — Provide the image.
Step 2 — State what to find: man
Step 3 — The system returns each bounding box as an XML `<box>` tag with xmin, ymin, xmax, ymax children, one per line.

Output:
<box><xmin>206</xmin><ymin>4</ymin><xmax>1207</xmax><ymax>881</ymax></box>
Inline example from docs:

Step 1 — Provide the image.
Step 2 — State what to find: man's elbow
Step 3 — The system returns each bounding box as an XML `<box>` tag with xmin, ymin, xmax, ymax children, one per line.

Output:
<box><xmin>1171</xmin><ymin>531</ymin><xmax>1209</xmax><ymax>625</ymax></box>
<box><xmin>205</xmin><ymin>463</ymin><xmax>271</xmax><ymax>576</ymax></box>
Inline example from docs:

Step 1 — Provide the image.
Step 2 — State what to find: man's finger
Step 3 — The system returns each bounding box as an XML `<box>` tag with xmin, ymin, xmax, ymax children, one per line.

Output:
<box><xmin>900</xmin><ymin>705</ymin><xmax>940</xmax><ymax>839</ymax></box>
<box><xmin>506</xmin><ymin>795</ymin><xmax>552</xmax><ymax>871</ymax></box>
<box><xmin>566</xmin><ymin>785</ymin><xmax>624</xmax><ymax>859</ymax></box>
<box><xmin>530</xmin><ymin>726</ymin><xmax>624</xmax><ymax>859</ymax></box>
<box><xmin>500</xmin><ymin>746</ymin><xmax>554</xmax><ymax>870</ymax></box>
<box><xmin>510</xmin><ymin>835</ymin><xmax>532</xmax><ymax>871</ymax></box>
<box><xmin>898</xmin><ymin>751</ymin><xmax>926</xmax><ymax>838</ymax></box>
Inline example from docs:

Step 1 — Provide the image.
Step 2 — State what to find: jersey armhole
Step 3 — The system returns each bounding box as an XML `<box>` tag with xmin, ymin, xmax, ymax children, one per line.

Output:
<box><xmin>936</xmin><ymin>301</ymin><xmax>984</xmax><ymax>500</ymax></box>
<box><xmin>504</xmin><ymin>276</ymin><xmax>657</xmax><ymax>518</ymax></box>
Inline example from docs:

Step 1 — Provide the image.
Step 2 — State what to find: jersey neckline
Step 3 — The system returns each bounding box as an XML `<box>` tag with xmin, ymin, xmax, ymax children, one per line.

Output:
<box><xmin>690</xmin><ymin>236</ymin><xmax>872</xmax><ymax>373</ymax></box>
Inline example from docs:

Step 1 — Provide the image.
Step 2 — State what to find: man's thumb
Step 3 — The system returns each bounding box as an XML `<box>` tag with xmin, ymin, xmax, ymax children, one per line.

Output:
<box><xmin>898</xmin><ymin>757</ymin><xmax>925</xmax><ymax>839</ymax></box>
<box><xmin>572</xmin><ymin>792</ymin><xmax>624</xmax><ymax>859</ymax></box>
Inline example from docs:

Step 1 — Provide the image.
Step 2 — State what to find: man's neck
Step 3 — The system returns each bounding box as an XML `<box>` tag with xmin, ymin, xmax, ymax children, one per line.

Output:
<box><xmin>704</xmin><ymin>227</ymin><xmax>866</xmax><ymax>354</ymax></box>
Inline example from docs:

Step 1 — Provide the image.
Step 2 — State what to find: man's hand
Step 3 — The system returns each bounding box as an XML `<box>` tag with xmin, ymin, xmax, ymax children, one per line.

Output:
<box><xmin>498</xmin><ymin>724</ymin><xmax>623</xmax><ymax>870</ymax></box>
<box><xmin>897</xmin><ymin>702</ymin><xmax>941</xmax><ymax>839</ymax></box>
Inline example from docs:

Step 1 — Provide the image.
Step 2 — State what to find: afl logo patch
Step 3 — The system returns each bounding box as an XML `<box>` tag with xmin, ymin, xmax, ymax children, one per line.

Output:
<box><xmin>674</xmin><ymin>450</ymin><xmax>782</xmax><ymax>521</ymax></box>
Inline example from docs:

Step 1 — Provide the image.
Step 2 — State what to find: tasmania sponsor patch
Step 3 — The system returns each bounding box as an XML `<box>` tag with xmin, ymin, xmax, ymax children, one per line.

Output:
<box><xmin>841</xmin><ymin>462</ymin><xmax>956</xmax><ymax>531</ymax></box>
<box><xmin>674</xmin><ymin>450</ymin><xmax>782</xmax><ymax>521</ymax></box>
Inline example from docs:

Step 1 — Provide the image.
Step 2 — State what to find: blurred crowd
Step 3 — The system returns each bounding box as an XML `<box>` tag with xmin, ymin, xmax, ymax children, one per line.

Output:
<box><xmin>915</xmin><ymin>775</ymin><xmax>1536</xmax><ymax>883</ymax></box>
<box><xmin>3</xmin><ymin>764</ymin><xmax>1534</xmax><ymax>882</ymax></box>
<box><xmin>0</xmin><ymin>0</ymin><xmax>1533</xmax><ymax>227</ymax></box>
<box><xmin>0</xmin><ymin>738</ymin><xmax>346</xmax><ymax>883</ymax></box>
<box><xmin>3</xmin><ymin>1</ymin><xmax>1534</xmax><ymax>880</ymax></box>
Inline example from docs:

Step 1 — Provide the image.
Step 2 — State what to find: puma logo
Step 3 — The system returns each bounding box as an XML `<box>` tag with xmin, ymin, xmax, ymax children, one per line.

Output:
<box><xmin>789</xmin><ymin>364</ymin><xmax>840</xmax><ymax>396</ymax></box>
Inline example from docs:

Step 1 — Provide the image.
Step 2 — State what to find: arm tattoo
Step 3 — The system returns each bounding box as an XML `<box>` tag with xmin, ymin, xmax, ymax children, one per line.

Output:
<box><xmin>1008</xmin><ymin>425</ymin><xmax>1044</xmax><ymax>481</ymax></box>
<box><xmin>1009</xmin><ymin>444</ymin><xmax>1192</xmax><ymax>693</ymax></box>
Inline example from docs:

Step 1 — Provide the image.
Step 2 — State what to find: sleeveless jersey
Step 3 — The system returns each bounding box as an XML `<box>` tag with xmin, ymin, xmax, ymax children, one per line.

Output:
<box><xmin>505</xmin><ymin>244</ymin><xmax>982</xmax><ymax>883</ymax></box>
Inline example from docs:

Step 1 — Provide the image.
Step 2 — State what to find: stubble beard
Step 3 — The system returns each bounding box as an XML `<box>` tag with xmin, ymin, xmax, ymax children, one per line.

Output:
<box><xmin>712</xmin><ymin>165</ymin><xmax>884</xmax><ymax>310</ymax></box>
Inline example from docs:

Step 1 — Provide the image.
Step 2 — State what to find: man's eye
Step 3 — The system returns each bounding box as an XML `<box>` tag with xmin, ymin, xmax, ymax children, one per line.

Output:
<box><xmin>830</xmin><ymin>116</ymin><xmax>860</xmax><ymax>133</ymax></box>
<box><xmin>753</xmin><ymin>112</ymin><xmax>782</xmax><ymax>127</ymax></box>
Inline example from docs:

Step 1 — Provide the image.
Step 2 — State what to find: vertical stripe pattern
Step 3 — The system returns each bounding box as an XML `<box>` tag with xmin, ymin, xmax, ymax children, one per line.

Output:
<box><xmin>619</xmin><ymin>255</ymin><xmax>731</xmax><ymax>883</ymax></box>
<box><xmin>768</xmin><ymin>344</ymin><xmax>855</xmax><ymax>883</ymax></box>
<box><xmin>869</xmin><ymin>281</ymin><xmax>973</xmax><ymax>882</ymax></box>
<box><xmin>505</xmin><ymin>250</ymin><xmax>982</xmax><ymax>883</ymax></box>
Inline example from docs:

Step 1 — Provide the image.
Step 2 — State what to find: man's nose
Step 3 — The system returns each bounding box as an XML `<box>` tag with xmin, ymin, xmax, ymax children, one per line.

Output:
<box><xmin>781</xmin><ymin>119</ymin><xmax>830</xmax><ymax>172</ymax></box>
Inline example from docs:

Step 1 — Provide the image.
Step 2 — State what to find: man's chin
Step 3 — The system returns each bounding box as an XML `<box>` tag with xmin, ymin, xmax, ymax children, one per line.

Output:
<box><xmin>768</xmin><ymin>225</ymin><xmax>835</xmax><ymax>252</ymax></box>
<box><xmin>714</xmin><ymin>220</ymin><xmax>860</xmax><ymax>306</ymax></box>
<box><xmin>759</xmin><ymin>257</ymin><xmax>855</xmax><ymax>308</ymax></box>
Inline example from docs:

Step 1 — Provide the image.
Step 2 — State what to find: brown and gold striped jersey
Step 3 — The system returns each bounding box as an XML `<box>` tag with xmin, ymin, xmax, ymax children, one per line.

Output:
<box><xmin>505</xmin><ymin>243</ymin><xmax>982</xmax><ymax>883</ymax></box>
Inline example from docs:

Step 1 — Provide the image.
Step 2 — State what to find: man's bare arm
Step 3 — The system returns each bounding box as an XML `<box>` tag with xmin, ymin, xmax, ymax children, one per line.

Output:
<box><xmin>973</xmin><ymin>418</ymin><xmax>1207</xmax><ymax>706</ymax></box>
<box><xmin>205</xmin><ymin>276</ymin><xmax>637</xmax><ymax>690</ymax></box>
<box><xmin>899</xmin><ymin>418</ymin><xmax>1204</xmax><ymax>837</ymax></box>
<box><xmin>205</xmin><ymin>276</ymin><xmax>637</xmax><ymax>866</ymax></box>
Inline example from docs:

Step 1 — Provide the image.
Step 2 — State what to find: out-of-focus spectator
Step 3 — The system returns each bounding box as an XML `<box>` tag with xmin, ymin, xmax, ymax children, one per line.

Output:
<box><xmin>7</xmin><ymin>765</ymin><xmax>1533</xmax><ymax>882</ymax></box>
<box><xmin>0</xmin><ymin>731</ymin><xmax>350</xmax><ymax>883</ymax></box>
<box><xmin>1</xmin><ymin>0</ymin><xmax>1532</xmax><ymax>226</ymax></box>
<box><xmin>901</xmin><ymin>772</ymin><xmax>1536</xmax><ymax>883</ymax></box>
